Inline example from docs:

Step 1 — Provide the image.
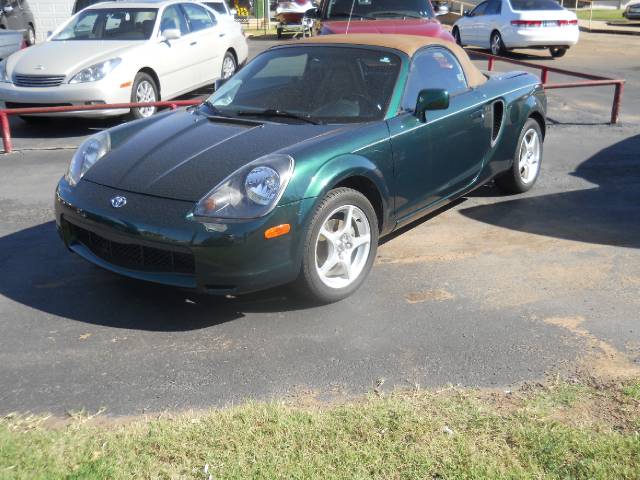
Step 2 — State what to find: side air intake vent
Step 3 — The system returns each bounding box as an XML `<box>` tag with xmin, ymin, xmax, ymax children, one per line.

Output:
<box><xmin>491</xmin><ymin>100</ymin><xmax>505</xmax><ymax>146</ymax></box>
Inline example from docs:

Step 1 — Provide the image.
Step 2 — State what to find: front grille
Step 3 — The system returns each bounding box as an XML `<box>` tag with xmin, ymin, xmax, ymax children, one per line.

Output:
<box><xmin>70</xmin><ymin>223</ymin><xmax>195</xmax><ymax>275</ymax></box>
<box><xmin>13</xmin><ymin>74</ymin><xmax>66</xmax><ymax>88</ymax></box>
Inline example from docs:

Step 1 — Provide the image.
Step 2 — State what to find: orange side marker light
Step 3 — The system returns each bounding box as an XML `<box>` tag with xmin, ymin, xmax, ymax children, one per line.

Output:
<box><xmin>120</xmin><ymin>81</ymin><xmax>133</xmax><ymax>88</ymax></box>
<box><xmin>264</xmin><ymin>224</ymin><xmax>291</xmax><ymax>239</ymax></box>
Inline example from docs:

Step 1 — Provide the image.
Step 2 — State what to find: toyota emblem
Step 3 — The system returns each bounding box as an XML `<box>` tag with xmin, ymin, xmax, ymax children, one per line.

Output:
<box><xmin>110</xmin><ymin>195</ymin><xmax>127</xmax><ymax>208</ymax></box>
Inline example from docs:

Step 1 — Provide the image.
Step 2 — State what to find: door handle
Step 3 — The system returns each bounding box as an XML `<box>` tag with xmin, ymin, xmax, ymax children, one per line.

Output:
<box><xmin>219</xmin><ymin>32</ymin><xmax>226</xmax><ymax>37</ymax></box>
<box><xmin>470</xmin><ymin>109</ymin><xmax>484</xmax><ymax>120</ymax></box>
<box><xmin>190</xmin><ymin>41</ymin><xmax>197</xmax><ymax>46</ymax></box>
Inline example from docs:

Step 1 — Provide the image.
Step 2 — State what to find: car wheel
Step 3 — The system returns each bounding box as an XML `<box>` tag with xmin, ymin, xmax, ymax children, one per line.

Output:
<box><xmin>221</xmin><ymin>51</ymin><xmax>237</xmax><ymax>80</ymax></box>
<box><xmin>277</xmin><ymin>27</ymin><xmax>283</xmax><ymax>39</ymax></box>
<box><xmin>297</xmin><ymin>187</ymin><xmax>379</xmax><ymax>303</ymax></box>
<box><xmin>495</xmin><ymin>118</ymin><xmax>543</xmax><ymax>194</ymax></box>
<box><xmin>128</xmin><ymin>72</ymin><xmax>158</xmax><ymax>121</ymax></box>
<box><xmin>549</xmin><ymin>47</ymin><xmax>567</xmax><ymax>58</ymax></box>
<box><xmin>490</xmin><ymin>31</ymin><xmax>505</xmax><ymax>56</ymax></box>
<box><xmin>452</xmin><ymin>27</ymin><xmax>462</xmax><ymax>46</ymax></box>
<box><xmin>26</xmin><ymin>25</ymin><xmax>35</xmax><ymax>46</ymax></box>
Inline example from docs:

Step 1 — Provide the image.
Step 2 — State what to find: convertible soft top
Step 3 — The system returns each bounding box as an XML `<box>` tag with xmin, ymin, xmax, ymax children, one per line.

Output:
<box><xmin>294</xmin><ymin>34</ymin><xmax>487</xmax><ymax>88</ymax></box>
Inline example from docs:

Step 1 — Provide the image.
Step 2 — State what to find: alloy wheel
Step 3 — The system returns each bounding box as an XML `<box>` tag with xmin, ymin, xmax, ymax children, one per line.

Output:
<box><xmin>491</xmin><ymin>33</ymin><xmax>502</xmax><ymax>55</ymax></box>
<box><xmin>518</xmin><ymin>128</ymin><xmax>541</xmax><ymax>184</ymax></box>
<box><xmin>221</xmin><ymin>55</ymin><xmax>236</xmax><ymax>80</ymax></box>
<box><xmin>314</xmin><ymin>204</ymin><xmax>371</xmax><ymax>290</ymax></box>
<box><xmin>135</xmin><ymin>80</ymin><xmax>156</xmax><ymax>118</ymax></box>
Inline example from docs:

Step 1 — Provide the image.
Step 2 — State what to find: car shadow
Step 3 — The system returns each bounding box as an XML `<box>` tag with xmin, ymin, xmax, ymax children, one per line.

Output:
<box><xmin>459</xmin><ymin>134</ymin><xmax>640</xmax><ymax>249</ymax></box>
<box><xmin>0</xmin><ymin>222</ymin><xmax>311</xmax><ymax>332</ymax></box>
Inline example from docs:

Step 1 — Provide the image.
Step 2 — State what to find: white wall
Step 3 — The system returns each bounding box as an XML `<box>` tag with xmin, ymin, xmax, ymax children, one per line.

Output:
<box><xmin>29</xmin><ymin>0</ymin><xmax>74</xmax><ymax>42</ymax></box>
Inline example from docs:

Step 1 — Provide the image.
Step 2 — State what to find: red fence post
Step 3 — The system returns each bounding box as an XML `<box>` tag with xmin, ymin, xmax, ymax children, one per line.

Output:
<box><xmin>611</xmin><ymin>82</ymin><xmax>624</xmax><ymax>125</ymax></box>
<box><xmin>170</xmin><ymin>103</ymin><xmax>177</xmax><ymax>110</ymax></box>
<box><xmin>0</xmin><ymin>111</ymin><xmax>12</xmax><ymax>154</ymax></box>
<box><xmin>487</xmin><ymin>56</ymin><xmax>494</xmax><ymax>71</ymax></box>
<box><xmin>541</xmin><ymin>68</ymin><xmax>549</xmax><ymax>84</ymax></box>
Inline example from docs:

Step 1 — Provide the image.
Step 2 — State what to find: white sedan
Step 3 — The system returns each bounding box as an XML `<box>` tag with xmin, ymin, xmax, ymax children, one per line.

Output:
<box><xmin>0</xmin><ymin>0</ymin><xmax>248</xmax><ymax>119</ymax></box>
<box><xmin>453</xmin><ymin>0</ymin><xmax>579</xmax><ymax>58</ymax></box>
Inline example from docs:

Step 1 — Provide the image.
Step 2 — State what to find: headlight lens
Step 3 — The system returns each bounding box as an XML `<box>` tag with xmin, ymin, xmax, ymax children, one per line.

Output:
<box><xmin>69</xmin><ymin>58</ymin><xmax>121</xmax><ymax>84</ymax></box>
<box><xmin>0</xmin><ymin>60</ymin><xmax>10</xmax><ymax>83</ymax></box>
<box><xmin>192</xmin><ymin>154</ymin><xmax>294</xmax><ymax>220</ymax></box>
<box><xmin>65</xmin><ymin>131</ymin><xmax>111</xmax><ymax>186</ymax></box>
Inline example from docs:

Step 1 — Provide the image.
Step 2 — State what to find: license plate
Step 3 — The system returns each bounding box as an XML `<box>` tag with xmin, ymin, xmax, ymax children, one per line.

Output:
<box><xmin>542</xmin><ymin>21</ymin><xmax>557</xmax><ymax>27</ymax></box>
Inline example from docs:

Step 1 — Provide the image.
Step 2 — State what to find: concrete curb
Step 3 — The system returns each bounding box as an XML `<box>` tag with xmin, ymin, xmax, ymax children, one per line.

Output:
<box><xmin>579</xmin><ymin>25</ymin><xmax>640</xmax><ymax>35</ymax></box>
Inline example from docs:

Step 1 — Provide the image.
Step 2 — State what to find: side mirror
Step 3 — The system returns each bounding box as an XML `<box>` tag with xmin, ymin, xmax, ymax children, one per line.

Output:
<box><xmin>304</xmin><ymin>7</ymin><xmax>319</xmax><ymax>19</ymax></box>
<box><xmin>463</xmin><ymin>9</ymin><xmax>470</xmax><ymax>16</ymax></box>
<box><xmin>230</xmin><ymin>8</ymin><xmax>237</xmax><ymax>15</ymax></box>
<box><xmin>415</xmin><ymin>88</ymin><xmax>449</xmax><ymax>122</ymax></box>
<box><xmin>162</xmin><ymin>28</ymin><xmax>181</xmax><ymax>41</ymax></box>
<box><xmin>46</xmin><ymin>30</ymin><xmax>53</xmax><ymax>37</ymax></box>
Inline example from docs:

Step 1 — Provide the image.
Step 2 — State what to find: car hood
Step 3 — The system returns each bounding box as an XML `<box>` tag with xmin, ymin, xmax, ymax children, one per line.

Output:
<box><xmin>322</xmin><ymin>19</ymin><xmax>450</xmax><ymax>39</ymax></box>
<box><xmin>84</xmin><ymin>110</ymin><xmax>349</xmax><ymax>202</ymax></box>
<box><xmin>6</xmin><ymin>41</ymin><xmax>142</xmax><ymax>77</ymax></box>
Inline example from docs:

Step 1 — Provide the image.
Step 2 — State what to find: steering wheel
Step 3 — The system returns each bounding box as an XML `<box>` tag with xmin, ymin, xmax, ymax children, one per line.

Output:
<box><xmin>339</xmin><ymin>94</ymin><xmax>380</xmax><ymax>117</ymax></box>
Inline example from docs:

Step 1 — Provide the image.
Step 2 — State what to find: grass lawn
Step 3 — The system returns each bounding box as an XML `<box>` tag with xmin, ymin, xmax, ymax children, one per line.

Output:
<box><xmin>1</xmin><ymin>379</ymin><xmax>640</xmax><ymax>479</ymax></box>
<box><xmin>575</xmin><ymin>9</ymin><xmax>625</xmax><ymax>21</ymax></box>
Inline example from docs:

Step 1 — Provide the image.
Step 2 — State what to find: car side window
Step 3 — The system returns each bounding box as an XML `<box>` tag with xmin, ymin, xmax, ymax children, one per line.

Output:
<box><xmin>401</xmin><ymin>48</ymin><xmax>469</xmax><ymax>111</ymax></box>
<box><xmin>469</xmin><ymin>1</ymin><xmax>488</xmax><ymax>16</ymax></box>
<box><xmin>485</xmin><ymin>0</ymin><xmax>502</xmax><ymax>15</ymax></box>
<box><xmin>181</xmin><ymin>3</ymin><xmax>215</xmax><ymax>31</ymax></box>
<box><xmin>160</xmin><ymin>5</ymin><xmax>189</xmax><ymax>34</ymax></box>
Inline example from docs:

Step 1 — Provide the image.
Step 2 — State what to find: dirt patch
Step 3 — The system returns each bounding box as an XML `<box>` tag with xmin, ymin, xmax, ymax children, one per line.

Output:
<box><xmin>405</xmin><ymin>289</ymin><xmax>455</xmax><ymax>304</ymax></box>
<box><xmin>544</xmin><ymin>316</ymin><xmax>640</xmax><ymax>380</ymax></box>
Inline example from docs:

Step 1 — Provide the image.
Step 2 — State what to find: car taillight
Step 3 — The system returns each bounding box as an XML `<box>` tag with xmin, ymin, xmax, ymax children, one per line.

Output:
<box><xmin>295</xmin><ymin>0</ymin><xmax>307</xmax><ymax>4</ymax></box>
<box><xmin>511</xmin><ymin>20</ymin><xmax>542</xmax><ymax>27</ymax></box>
<box><xmin>557</xmin><ymin>19</ymin><xmax>578</xmax><ymax>25</ymax></box>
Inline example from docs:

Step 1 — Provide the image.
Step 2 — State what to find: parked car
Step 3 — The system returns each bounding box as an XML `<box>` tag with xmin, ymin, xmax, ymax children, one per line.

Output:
<box><xmin>623</xmin><ymin>1</ymin><xmax>640</xmax><ymax>19</ymax></box>
<box><xmin>306</xmin><ymin>0</ymin><xmax>453</xmax><ymax>41</ymax></box>
<box><xmin>0</xmin><ymin>0</ymin><xmax>35</xmax><ymax>45</ymax></box>
<box><xmin>0</xmin><ymin>28</ymin><xmax>23</xmax><ymax>60</ymax></box>
<box><xmin>0</xmin><ymin>0</ymin><xmax>248</xmax><ymax>120</ymax></box>
<box><xmin>275</xmin><ymin>0</ymin><xmax>314</xmax><ymax>38</ymax></box>
<box><xmin>54</xmin><ymin>34</ymin><xmax>546</xmax><ymax>302</ymax></box>
<box><xmin>452</xmin><ymin>0</ymin><xmax>579</xmax><ymax>58</ymax></box>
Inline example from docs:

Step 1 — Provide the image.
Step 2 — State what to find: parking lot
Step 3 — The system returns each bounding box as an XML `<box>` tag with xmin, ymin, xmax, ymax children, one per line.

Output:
<box><xmin>0</xmin><ymin>31</ymin><xmax>639</xmax><ymax>415</ymax></box>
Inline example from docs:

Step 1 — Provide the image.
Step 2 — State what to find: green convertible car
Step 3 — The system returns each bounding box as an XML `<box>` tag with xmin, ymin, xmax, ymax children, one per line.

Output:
<box><xmin>55</xmin><ymin>34</ymin><xmax>546</xmax><ymax>303</ymax></box>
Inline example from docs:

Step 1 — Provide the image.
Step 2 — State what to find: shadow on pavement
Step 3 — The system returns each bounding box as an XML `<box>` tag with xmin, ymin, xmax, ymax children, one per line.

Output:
<box><xmin>460</xmin><ymin>134</ymin><xmax>640</xmax><ymax>249</ymax></box>
<box><xmin>0</xmin><ymin>222</ymin><xmax>310</xmax><ymax>332</ymax></box>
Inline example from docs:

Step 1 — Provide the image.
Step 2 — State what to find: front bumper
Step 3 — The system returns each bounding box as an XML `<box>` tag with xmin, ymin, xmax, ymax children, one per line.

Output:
<box><xmin>503</xmin><ymin>26</ymin><xmax>579</xmax><ymax>48</ymax></box>
<box><xmin>0</xmin><ymin>78</ymin><xmax>132</xmax><ymax>117</ymax></box>
<box><xmin>55</xmin><ymin>178</ymin><xmax>314</xmax><ymax>294</ymax></box>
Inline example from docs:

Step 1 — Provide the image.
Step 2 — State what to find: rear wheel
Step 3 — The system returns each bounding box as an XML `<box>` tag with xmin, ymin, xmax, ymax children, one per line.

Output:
<box><xmin>26</xmin><ymin>25</ymin><xmax>35</xmax><ymax>46</ymax></box>
<box><xmin>549</xmin><ymin>47</ymin><xmax>567</xmax><ymax>58</ymax></box>
<box><xmin>127</xmin><ymin>72</ymin><xmax>158</xmax><ymax>121</ymax></box>
<box><xmin>490</xmin><ymin>31</ymin><xmax>505</xmax><ymax>56</ymax></box>
<box><xmin>452</xmin><ymin>27</ymin><xmax>462</xmax><ymax>46</ymax></box>
<box><xmin>495</xmin><ymin>118</ymin><xmax>543</xmax><ymax>194</ymax></box>
<box><xmin>296</xmin><ymin>187</ymin><xmax>379</xmax><ymax>303</ymax></box>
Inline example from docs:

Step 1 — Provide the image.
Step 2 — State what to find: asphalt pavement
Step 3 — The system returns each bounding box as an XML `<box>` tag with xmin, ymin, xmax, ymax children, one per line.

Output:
<box><xmin>0</xmin><ymin>34</ymin><xmax>638</xmax><ymax>415</ymax></box>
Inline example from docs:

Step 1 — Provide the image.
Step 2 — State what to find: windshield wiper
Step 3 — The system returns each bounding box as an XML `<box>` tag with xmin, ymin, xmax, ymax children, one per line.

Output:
<box><xmin>329</xmin><ymin>11</ymin><xmax>377</xmax><ymax>20</ymax></box>
<box><xmin>371</xmin><ymin>11</ymin><xmax>426</xmax><ymax>18</ymax></box>
<box><xmin>235</xmin><ymin>109</ymin><xmax>321</xmax><ymax>125</ymax></box>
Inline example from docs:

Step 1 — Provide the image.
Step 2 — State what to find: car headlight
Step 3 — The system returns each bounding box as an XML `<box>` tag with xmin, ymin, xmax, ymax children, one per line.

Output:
<box><xmin>0</xmin><ymin>60</ymin><xmax>10</xmax><ymax>83</ymax></box>
<box><xmin>65</xmin><ymin>131</ymin><xmax>111</xmax><ymax>186</ymax></box>
<box><xmin>69</xmin><ymin>58</ymin><xmax>121</xmax><ymax>84</ymax></box>
<box><xmin>192</xmin><ymin>154</ymin><xmax>294</xmax><ymax>220</ymax></box>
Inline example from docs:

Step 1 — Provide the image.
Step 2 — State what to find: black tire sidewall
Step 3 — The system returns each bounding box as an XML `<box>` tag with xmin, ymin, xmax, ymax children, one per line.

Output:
<box><xmin>129</xmin><ymin>72</ymin><xmax>158</xmax><ymax>121</ymax></box>
<box><xmin>299</xmin><ymin>188</ymin><xmax>379</xmax><ymax>303</ymax></box>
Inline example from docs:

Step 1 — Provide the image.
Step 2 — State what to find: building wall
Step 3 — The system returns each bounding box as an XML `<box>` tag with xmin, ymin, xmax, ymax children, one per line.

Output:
<box><xmin>29</xmin><ymin>0</ymin><xmax>74</xmax><ymax>42</ymax></box>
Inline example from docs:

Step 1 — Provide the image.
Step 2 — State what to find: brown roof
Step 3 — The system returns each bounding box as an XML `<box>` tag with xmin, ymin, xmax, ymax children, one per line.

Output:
<box><xmin>293</xmin><ymin>34</ymin><xmax>486</xmax><ymax>88</ymax></box>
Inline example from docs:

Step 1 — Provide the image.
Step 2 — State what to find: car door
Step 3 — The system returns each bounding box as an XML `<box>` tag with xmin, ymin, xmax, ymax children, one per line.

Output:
<box><xmin>464</xmin><ymin>1</ymin><xmax>487</xmax><ymax>45</ymax></box>
<box><xmin>388</xmin><ymin>47</ymin><xmax>492</xmax><ymax>221</ymax></box>
<box><xmin>478</xmin><ymin>0</ymin><xmax>502</xmax><ymax>48</ymax></box>
<box><xmin>180</xmin><ymin>3</ymin><xmax>221</xmax><ymax>85</ymax></box>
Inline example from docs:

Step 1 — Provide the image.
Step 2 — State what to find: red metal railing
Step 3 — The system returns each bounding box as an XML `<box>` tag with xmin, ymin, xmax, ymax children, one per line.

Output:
<box><xmin>478</xmin><ymin>51</ymin><xmax>624</xmax><ymax>125</ymax></box>
<box><xmin>0</xmin><ymin>100</ymin><xmax>201</xmax><ymax>153</ymax></box>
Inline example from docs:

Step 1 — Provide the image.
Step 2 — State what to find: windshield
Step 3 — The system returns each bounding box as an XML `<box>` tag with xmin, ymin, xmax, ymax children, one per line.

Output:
<box><xmin>509</xmin><ymin>0</ymin><xmax>564</xmax><ymax>10</ymax></box>
<box><xmin>326</xmin><ymin>0</ymin><xmax>434</xmax><ymax>19</ymax></box>
<box><xmin>53</xmin><ymin>8</ymin><xmax>158</xmax><ymax>41</ymax></box>
<box><xmin>205</xmin><ymin>46</ymin><xmax>402</xmax><ymax>124</ymax></box>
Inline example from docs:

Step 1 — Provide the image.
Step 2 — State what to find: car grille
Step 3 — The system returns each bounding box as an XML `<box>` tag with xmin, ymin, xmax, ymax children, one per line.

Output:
<box><xmin>13</xmin><ymin>74</ymin><xmax>66</xmax><ymax>88</ymax></box>
<box><xmin>70</xmin><ymin>223</ymin><xmax>195</xmax><ymax>275</ymax></box>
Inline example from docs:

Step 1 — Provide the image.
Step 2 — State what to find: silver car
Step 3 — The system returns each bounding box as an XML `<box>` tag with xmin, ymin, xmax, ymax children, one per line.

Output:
<box><xmin>0</xmin><ymin>29</ymin><xmax>23</xmax><ymax>61</ymax></box>
<box><xmin>0</xmin><ymin>0</ymin><xmax>248</xmax><ymax>119</ymax></box>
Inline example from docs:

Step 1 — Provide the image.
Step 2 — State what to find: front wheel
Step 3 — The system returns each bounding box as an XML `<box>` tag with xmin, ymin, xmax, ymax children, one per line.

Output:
<box><xmin>127</xmin><ymin>72</ymin><xmax>158</xmax><ymax>121</ymax></box>
<box><xmin>297</xmin><ymin>187</ymin><xmax>379</xmax><ymax>303</ymax></box>
<box><xmin>26</xmin><ymin>25</ymin><xmax>35</xmax><ymax>46</ymax></box>
<box><xmin>549</xmin><ymin>47</ymin><xmax>567</xmax><ymax>58</ymax></box>
<box><xmin>490</xmin><ymin>31</ymin><xmax>505</xmax><ymax>56</ymax></box>
<box><xmin>495</xmin><ymin>118</ymin><xmax>543</xmax><ymax>194</ymax></box>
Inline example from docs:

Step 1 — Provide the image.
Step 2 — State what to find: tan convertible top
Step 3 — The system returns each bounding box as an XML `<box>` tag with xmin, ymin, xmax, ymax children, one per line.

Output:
<box><xmin>294</xmin><ymin>34</ymin><xmax>486</xmax><ymax>88</ymax></box>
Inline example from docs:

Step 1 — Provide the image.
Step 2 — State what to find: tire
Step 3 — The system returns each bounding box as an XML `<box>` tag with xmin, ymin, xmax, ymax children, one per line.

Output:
<box><xmin>277</xmin><ymin>27</ymin><xmax>283</xmax><ymax>39</ymax></box>
<box><xmin>221</xmin><ymin>51</ymin><xmax>237</xmax><ymax>80</ymax></box>
<box><xmin>495</xmin><ymin>118</ymin><xmax>544</xmax><ymax>194</ymax></box>
<box><xmin>26</xmin><ymin>25</ymin><xmax>35</xmax><ymax>46</ymax></box>
<box><xmin>296</xmin><ymin>187</ymin><xmax>379</xmax><ymax>304</ymax></box>
<box><xmin>127</xmin><ymin>72</ymin><xmax>158</xmax><ymax>121</ymax></box>
<box><xmin>549</xmin><ymin>47</ymin><xmax>567</xmax><ymax>58</ymax></box>
<box><xmin>452</xmin><ymin>27</ymin><xmax>462</xmax><ymax>46</ymax></box>
<box><xmin>490</xmin><ymin>31</ymin><xmax>505</xmax><ymax>56</ymax></box>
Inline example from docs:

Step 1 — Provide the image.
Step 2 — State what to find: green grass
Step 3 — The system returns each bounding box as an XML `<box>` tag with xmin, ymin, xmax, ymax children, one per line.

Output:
<box><xmin>575</xmin><ymin>9</ymin><xmax>624</xmax><ymax>21</ymax></box>
<box><xmin>1</xmin><ymin>381</ymin><xmax>640</xmax><ymax>479</ymax></box>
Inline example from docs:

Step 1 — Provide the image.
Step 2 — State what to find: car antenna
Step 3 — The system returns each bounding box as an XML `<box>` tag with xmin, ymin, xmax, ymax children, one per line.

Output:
<box><xmin>345</xmin><ymin>0</ymin><xmax>357</xmax><ymax>34</ymax></box>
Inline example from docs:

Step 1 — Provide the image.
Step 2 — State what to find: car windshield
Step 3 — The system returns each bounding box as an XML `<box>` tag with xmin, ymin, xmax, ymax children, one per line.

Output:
<box><xmin>509</xmin><ymin>0</ymin><xmax>564</xmax><ymax>10</ymax></box>
<box><xmin>204</xmin><ymin>46</ymin><xmax>402</xmax><ymax>124</ymax></box>
<box><xmin>52</xmin><ymin>8</ymin><xmax>158</xmax><ymax>41</ymax></box>
<box><xmin>326</xmin><ymin>0</ymin><xmax>434</xmax><ymax>20</ymax></box>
